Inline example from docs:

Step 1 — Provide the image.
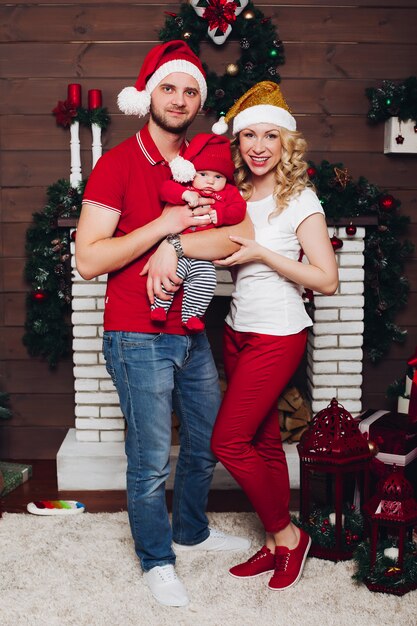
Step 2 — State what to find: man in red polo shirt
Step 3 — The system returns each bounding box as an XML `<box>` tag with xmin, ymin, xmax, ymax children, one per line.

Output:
<box><xmin>75</xmin><ymin>41</ymin><xmax>252</xmax><ymax>608</ymax></box>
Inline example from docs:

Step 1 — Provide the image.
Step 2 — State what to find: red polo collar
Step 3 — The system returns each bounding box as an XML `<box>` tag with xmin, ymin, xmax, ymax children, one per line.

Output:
<box><xmin>136</xmin><ymin>123</ymin><xmax>189</xmax><ymax>166</ymax></box>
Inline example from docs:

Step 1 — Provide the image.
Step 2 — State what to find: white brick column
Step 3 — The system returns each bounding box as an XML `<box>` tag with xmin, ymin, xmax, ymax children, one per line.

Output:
<box><xmin>307</xmin><ymin>226</ymin><xmax>366</xmax><ymax>415</ymax></box>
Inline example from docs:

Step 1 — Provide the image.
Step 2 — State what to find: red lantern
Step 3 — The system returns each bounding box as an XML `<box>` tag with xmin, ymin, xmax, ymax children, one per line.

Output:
<box><xmin>345</xmin><ymin>223</ymin><xmax>357</xmax><ymax>236</ymax></box>
<box><xmin>298</xmin><ymin>398</ymin><xmax>372</xmax><ymax>561</ymax></box>
<box><xmin>363</xmin><ymin>467</ymin><xmax>417</xmax><ymax>595</ymax></box>
<box><xmin>378</xmin><ymin>194</ymin><xmax>395</xmax><ymax>212</ymax></box>
<box><xmin>307</xmin><ymin>166</ymin><xmax>317</xmax><ymax>178</ymax></box>
<box><xmin>331</xmin><ymin>235</ymin><xmax>343</xmax><ymax>251</ymax></box>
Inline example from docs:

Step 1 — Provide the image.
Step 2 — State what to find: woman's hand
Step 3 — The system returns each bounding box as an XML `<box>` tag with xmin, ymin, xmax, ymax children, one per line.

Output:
<box><xmin>213</xmin><ymin>235</ymin><xmax>264</xmax><ymax>266</ymax></box>
<box><xmin>160</xmin><ymin>203</ymin><xmax>211</xmax><ymax>235</ymax></box>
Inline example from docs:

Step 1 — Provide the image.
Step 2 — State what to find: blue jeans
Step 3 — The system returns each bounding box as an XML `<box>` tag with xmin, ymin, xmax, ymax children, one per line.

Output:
<box><xmin>103</xmin><ymin>331</ymin><xmax>221</xmax><ymax>572</ymax></box>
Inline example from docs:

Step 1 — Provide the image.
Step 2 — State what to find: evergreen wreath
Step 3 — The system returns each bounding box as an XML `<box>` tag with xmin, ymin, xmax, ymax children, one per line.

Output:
<box><xmin>159</xmin><ymin>1</ymin><xmax>285</xmax><ymax>119</ymax></box>
<box><xmin>352</xmin><ymin>537</ymin><xmax>417</xmax><ymax>595</ymax></box>
<box><xmin>366</xmin><ymin>76</ymin><xmax>417</xmax><ymax>125</ymax></box>
<box><xmin>293</xmin><ymin>505</ymin><xmax>364</xmax><ymax>551</ymax></box>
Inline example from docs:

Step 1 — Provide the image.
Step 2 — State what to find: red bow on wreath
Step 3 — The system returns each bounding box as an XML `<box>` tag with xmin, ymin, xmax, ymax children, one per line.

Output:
<box><xmin>190</xmin><ymin>0</ymin><xmax>248</xmax><ymax>44</ymax></box>
<box><xmin>203</xmin><ymin>0</ymin><xmax>238</xmax><ymax>33</ymax></box>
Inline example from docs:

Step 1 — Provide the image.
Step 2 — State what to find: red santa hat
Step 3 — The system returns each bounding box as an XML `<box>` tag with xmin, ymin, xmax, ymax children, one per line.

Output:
<box><xmin>118</xmin><ymin>40</ymin><xmax>207</xmax><ymax>117</ymax></box>
<box><xmin>169</xmin><ymin>134</ymin><xmax>235</xmax><ymax>183</ymax></box>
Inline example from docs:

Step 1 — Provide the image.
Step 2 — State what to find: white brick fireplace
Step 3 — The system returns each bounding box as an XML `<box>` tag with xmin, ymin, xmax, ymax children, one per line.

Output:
<box><xmin>57</xmin><ymin>222</ymin><xmax>371</xmax><ymax>491</ymax></box>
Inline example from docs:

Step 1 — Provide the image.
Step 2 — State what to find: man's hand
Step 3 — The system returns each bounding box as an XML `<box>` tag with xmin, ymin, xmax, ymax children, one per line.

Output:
<box><xmin>140</xmin><ymin>239</ymin><xmax>183</xmax><ymax>304</ymax></box>
<box><xmin>160</xmin><ymin>203</ymin><xmax>211</xmax><ymax>234</ymax></box>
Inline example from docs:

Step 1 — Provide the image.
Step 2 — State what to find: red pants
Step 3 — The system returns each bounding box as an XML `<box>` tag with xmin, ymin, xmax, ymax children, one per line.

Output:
<box><xmin>211</xmin><ymin>324</ymin><xmax>307</xmax><ymax>533</ymax></box>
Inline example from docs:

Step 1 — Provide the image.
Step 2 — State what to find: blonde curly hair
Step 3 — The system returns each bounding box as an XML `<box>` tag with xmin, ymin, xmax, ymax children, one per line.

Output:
<box><xmin>231</xmin><ymin>127</ymin><xmax>314</xmax><ymax>218</ymax></box>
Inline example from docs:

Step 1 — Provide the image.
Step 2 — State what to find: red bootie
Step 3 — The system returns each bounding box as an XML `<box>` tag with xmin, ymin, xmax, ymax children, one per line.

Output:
<box><xmin>183</xmin><ymin>316</ymin><xmax>205</xmax><ymax>333</ymax></box>
<box><xmin>151</xmin><ymin>308</ymin><xmax>167</xmax><ymax>323</ymax></box>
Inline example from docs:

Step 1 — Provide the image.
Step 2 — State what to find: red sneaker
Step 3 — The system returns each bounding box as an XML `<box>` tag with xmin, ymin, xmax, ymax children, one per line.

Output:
<box><xmin>268</xmin><ymin>529</ymin><xmax>311</xmax><ymax>590</ymax></box>
<box><xmin>229</xmin><ymin>546</ymin><xmax>275</xmax><ymax>579</ymax></box>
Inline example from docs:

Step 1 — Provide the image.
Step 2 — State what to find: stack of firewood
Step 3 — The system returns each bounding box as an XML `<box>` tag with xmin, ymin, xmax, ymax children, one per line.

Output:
<box><xmin>278</xmin><ymin>386</ymin><xmax>312</xmax><ymax>443</ymax></box>
<box><xmin>171</xmin><ymin>374</ymin><xmax>311</xmax><ymax>446</ymax></box>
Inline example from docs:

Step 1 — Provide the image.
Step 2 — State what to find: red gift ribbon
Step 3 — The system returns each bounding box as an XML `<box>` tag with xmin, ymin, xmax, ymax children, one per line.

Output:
<box><xmin>88</xmin><ymin>89</ymin><xmax>102</xmax><ymax>110</ymax></box>
<box><xmin>67</xmin><ymin>83</ymin><xmax>82</xmax><ymax>108</ymax></box>
<box><xmin>407</xmin><ymin>347</ymin><xmax>417</xmax><ymax>423</ymax></box>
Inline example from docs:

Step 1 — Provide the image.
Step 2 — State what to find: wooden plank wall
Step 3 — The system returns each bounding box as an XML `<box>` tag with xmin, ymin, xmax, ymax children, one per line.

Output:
<box><xmin>1</xmin><ymin>1</ymin><xmax>416</xmax><ymax>458</ymax></box>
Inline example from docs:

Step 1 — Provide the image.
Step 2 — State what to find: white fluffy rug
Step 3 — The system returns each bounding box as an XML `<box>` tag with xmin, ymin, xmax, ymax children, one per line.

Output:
<box><xmin>0</xmin><ymin>511</ymin><xmax>415</xmax><ymax>626</ymax></box>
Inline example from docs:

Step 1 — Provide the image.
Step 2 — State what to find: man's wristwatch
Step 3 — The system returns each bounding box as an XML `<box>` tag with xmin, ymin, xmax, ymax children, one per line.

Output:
<box><xmin>166</xmin><ymin>234</ymin><xmax>184</xmax><ymax>259</ymax></box>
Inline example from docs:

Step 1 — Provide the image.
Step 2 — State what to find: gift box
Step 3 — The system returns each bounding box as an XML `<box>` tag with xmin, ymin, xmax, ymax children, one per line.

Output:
<box><xmin>357</xmin><ymin>409</ymin><xmax>417</xmax><ymax>467</ymax></box>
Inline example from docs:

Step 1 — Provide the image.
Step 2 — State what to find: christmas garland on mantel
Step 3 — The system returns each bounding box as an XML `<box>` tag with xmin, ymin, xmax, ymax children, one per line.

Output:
<box><xmin>23</xmin><ymin>1</ymin><xmax>413</xmax><ymax>367</ymax></box>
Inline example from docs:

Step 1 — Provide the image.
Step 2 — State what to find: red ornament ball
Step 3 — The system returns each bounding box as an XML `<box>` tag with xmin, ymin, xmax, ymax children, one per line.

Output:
<box><xmin>345</xmin><ymin>223</ymin><xmax>357</xmax><ymax>236</ymax></box>
<box><xmin>378</xmin><ymin>194</ymin><xmax>395</xmax><ymax>212</ymax></box>
<box><xmin>307</xmin><ymin>166</ymin><xmax>317</xmax><ymax>178</ymax></box>
<box><xmin>330</xmin><ymin>235</ymin><xmax>343</xmax><ymax>251</ymax></box>
<box><xmin>71</xmin><ymin>230</ymin><xmax>77</xmax><ymax>241</ymax></box>
<box><xmin>31</xmin><ymin>289</ymin><xmax>47</xmax><ymax>302</ymax></box>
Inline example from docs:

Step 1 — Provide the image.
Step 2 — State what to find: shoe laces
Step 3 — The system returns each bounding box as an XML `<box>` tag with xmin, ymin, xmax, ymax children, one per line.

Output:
<box><xmin>248</xmin><ymin>547</ymin><xmax>270</xmax><ymax>563</ymax></box>
<box><xmin>156</xmin><ymin>565</ymin><xmax>179</xmax><ymax>583</ymax></box>
<box><xmin>274</xmin><ymin>549</ymin><xmax>290</xmax><ymax>573</ymax></box>
<box><xmin>208</xmin><ymin>528</ymin><xmax>226</xmax><ymax>539</ymax></box>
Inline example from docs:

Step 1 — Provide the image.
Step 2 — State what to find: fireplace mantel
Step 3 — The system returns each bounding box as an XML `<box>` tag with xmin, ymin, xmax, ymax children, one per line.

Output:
<box><xmin>57</xmin><ymin>219</ymin><xmax>376</xmax><ymax>491</ymax></box>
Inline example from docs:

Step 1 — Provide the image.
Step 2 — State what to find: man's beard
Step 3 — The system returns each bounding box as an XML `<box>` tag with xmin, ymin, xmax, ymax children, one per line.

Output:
<box><xmin>150</xmin><ymin>104</ymin><xmax>194</xmax><ymax>135</ymax></box>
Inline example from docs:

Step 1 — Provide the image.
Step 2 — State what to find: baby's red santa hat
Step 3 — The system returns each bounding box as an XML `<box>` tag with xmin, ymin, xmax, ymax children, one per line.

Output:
<box><xmin>118</xmin><ymin>40</ymin><xmax>207</xmax><ymax>117</ymax></box>
<box><xmin>170</xmin><ymin>133</ymin><xmax>235</xmax><ymax>183</ymax></box>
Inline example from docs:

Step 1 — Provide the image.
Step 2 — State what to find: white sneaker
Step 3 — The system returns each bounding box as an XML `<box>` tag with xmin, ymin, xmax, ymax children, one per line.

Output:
<box><xmin>173</xmin><ymin>528</ymin><xmax>251</xmax><ymax>553</ymax></box>
<box><xmin>143</xmin><ymin>565</ymin><xmax>189</xmax><ymax>607</ymax></box>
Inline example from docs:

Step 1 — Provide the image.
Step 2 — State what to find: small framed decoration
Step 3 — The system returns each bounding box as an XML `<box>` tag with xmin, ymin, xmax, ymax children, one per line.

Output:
<box><xmin>384</xmin><ymin>118</ymin><xmax>417</xmax><ymax>154</ymax></box>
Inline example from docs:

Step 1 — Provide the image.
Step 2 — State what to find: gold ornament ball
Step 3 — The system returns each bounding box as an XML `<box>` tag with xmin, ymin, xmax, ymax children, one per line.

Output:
<box><xmin>243</xmin><ymin>10</ymin><xmax>255</xmax><ymax>20</ymax></box>
<box><xmin>183</xmin><ymin>31</ymin><xmax>192</xmax><ymax>40</ymax></box>
<box><xmin>226</xmin><ymin>63</ymin><xmax>239</xmax><ymax>77</ymax></box>
<box><xmin>368</xmin><ymin>440</ymin><xmax>379</xmax><ymax>457</ymax></box>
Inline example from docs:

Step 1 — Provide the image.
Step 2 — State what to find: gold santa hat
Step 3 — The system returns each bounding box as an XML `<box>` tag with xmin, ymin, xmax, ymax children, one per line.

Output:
<box><xmin>212</xmin><ymin>81</ymin><xmax>296</xmax><ymax>135</ymax></box>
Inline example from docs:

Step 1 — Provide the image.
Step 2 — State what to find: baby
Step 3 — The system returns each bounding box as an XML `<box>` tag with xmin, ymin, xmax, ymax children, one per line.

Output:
<box><xmin>151</xmin><ymin>133</ymin><xmax>246</xmax><ymax>332</ymax></box>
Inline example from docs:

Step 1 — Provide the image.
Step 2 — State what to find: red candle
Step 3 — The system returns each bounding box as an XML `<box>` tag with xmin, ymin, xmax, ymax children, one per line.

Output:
<box><xmin>88</xmin><ymin>89</ymin><xmax>102</xmax><ymax>110</ymax></box>
<box><xmin>67</xmin><ymin>83</ymin><xmax>82</xmax><ymax>107</ymax></box>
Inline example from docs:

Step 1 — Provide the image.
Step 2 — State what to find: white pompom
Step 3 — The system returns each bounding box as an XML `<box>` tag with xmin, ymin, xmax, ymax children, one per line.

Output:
<box><xmin>211</xmin><ymin>116</ymin><xmax>228</xmax><ymax>135</ymax></box>
<box><xmin>117</xmin><ymin>87</ymin><xmax>151</xmax><ymax>116</ymax></box>
<box><xmin>169</xmin><ymin>156</ymin><xmax>196</xmax><ymax>183</ymax></box>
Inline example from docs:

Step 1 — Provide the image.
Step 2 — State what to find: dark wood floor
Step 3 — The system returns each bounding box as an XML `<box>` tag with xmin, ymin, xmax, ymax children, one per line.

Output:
<box><xmin>1</xmin><ymin>459</ymin><xmax>300</xmax><ymax>515</ymax></box>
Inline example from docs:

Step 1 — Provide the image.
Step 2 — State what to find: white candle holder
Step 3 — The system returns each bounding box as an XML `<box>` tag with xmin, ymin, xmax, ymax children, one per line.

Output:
<box><xmin>91</xmin><ymin>123</ymin><xmax>102</xmax><ymax>169</ymax></box>
<box><xmin>70</xmin><ymin>121</ymin><xmax>82</xmax><ymax>188</ymax></box>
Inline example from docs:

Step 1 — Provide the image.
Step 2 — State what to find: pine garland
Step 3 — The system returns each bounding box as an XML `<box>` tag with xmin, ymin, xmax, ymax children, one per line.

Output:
<box><xmin>159</xmin><ymin>1</ymin><xmax>285</xmax><ymax>119</ymax></box>
<box><xmin>352</xmin><ymin>537</ymin><xmax>417</xmax><ymax>594</ymax></box>
<box><xmin>308</xmin><ymin>161</ymin><xmax>414</xmax><ymax>363</ymax></box>
<box><xmin>366</xmin><ymin>76</ymin><xmax>417</xmax><ymax>125</ymax></box>
<box><xmin>23</xmin><ymin>180</ymin><xmax>85</xmax><ymax>367</ymax></box>
<box><xmin>293</xmin><ymin>505</ymin><xmax>364</xmax><ymax>551</ymax></box>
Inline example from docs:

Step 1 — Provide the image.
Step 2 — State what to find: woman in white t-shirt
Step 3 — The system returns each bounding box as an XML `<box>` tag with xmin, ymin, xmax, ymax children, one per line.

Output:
<box><xmin>211</xmin><ymin>82</ymin><xmax>338</xmax><ymax>591</ymax></box>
